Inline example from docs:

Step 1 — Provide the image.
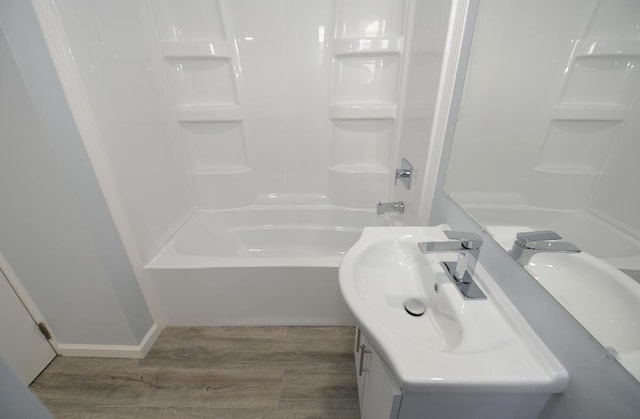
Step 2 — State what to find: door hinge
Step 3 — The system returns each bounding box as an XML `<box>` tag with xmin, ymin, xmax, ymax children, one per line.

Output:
<box><xmin>38</xmin><ymin>322</ymin><xmax>52</xmax><ymax>340</ymax></box>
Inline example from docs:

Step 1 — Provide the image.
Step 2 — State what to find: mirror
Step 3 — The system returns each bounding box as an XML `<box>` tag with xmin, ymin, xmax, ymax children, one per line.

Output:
<box><xmin>444</xmin><ymin>0</ymin><xmax>640</xmax><ymax>380</ymax></box>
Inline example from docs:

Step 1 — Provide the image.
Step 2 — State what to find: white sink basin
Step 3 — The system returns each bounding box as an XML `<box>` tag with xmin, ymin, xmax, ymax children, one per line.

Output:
<box><xmin>525</xmin><ymin>251</ymin><xmax>640</xmax><ymax>381</ymax></box>
<box><xmin>351</xmin><ymin>237</ymin><xmax>463</xmax><ymax>352</ymax></box>
<box><xmin>339</xmin><ymin>226</ymin><xmax>568</xmax><ymax>392</ymax></box>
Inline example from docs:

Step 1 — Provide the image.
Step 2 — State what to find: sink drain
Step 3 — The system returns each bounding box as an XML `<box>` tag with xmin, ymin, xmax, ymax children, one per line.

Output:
<box><xmin>404</xmin><ymin>298</ymin><xmax>426</xmax><ymax>317</ymax></box>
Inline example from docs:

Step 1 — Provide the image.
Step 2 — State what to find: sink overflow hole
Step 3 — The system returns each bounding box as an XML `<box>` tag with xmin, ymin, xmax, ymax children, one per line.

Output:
<box><xmin>434</xmin><ymin>283</ymin><xmax>439</xmax><ymax>293</ymax></box>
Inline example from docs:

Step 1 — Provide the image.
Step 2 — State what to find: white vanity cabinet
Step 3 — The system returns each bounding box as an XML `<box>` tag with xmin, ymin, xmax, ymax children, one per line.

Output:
<box><xmin>353</xmin><ymin>328</ymin><xmax>553</xmax><ymax>419</ymax></box>
<box><xmin>354</xmin><ymin>327</ymin><xmax>402</xmax><ymax>419</ymax></box>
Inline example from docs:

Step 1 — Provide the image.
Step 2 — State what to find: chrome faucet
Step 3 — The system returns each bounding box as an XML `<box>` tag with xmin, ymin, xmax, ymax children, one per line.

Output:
<box><xmin>377</xmin><ymin>201</ymin><xmax>404</xmax><ymax>215</ymax></box>
<box><xmin>418</xmin><ymin>231</ymin><xmax>486</xmax><ymax>299</ymax></box>
<box><xmin>510</xmin><ymin>230</ymin><xmax>581</xmax><ymax>265</ymax></box>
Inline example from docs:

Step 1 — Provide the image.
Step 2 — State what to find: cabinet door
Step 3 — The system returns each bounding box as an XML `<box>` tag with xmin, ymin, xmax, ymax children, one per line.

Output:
<box><xmin>360</xmin><ymin>346</ymin><xmax>402</xmax><ymax>419</ymax></box>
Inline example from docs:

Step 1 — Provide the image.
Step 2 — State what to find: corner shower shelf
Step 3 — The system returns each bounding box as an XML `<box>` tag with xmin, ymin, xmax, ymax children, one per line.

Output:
<box><xmin>573</xmin><ymin>40</ymin><xmax>640</xmax><ymax>58</ymax></box>
<box><xmin>550</xmin><ymin>104</ymin><xmax>628</xmax><ymax>121</ymax></box>
<box><xmin>176</xmin><ymin>106</ymin><xmax>244</xmax><ymax>121</ymax></box>
<box><xmin>161</xmin><ymin>41</ymin><xmax>234</xmax><ymax>58</ymax></box>
<box><xmin>329</xmin><ymin>103</ymin><xmax>397</xmax><ymax>119</ymax></box>
<box><xmin>532</xmin><ymin>166</ymin><xmax>602</xmax><ymax>176</ymax></box>
<box><xmin>333</xmin><ymin>37</ymin><xmax>403</xmax><ymax>56</ymax></box>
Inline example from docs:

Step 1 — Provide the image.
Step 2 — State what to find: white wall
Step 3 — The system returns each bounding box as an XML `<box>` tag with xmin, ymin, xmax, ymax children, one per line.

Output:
<box><xmin>50</xmin><ymin>0</ymin><xmax>198</xmax><ymax>263</ymax></box>
<box><xmin>0</xmin><ymin>1</ymin><xmax>153</xmax><ymax>346</ymax></box>
<box><xmin>445</xmin><ymin>0</ymin><xmax>640</xmax><ymax>211</ymax></box>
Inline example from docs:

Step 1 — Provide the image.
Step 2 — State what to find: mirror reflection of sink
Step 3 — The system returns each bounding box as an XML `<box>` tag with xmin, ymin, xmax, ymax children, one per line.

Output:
<box><xmin>488</xmin><ymin>225</ymin><xmax>640</xmax><ymax>381</ymax></box>
<box><xmin>526</xmin><ymin>251</ymin><xmax>640</xmax><ymax>380</ymax></box>
<box><xmin>339</xmin><ymin>225</ymin><xmax>568</xmax><ymax>393</ymax></box>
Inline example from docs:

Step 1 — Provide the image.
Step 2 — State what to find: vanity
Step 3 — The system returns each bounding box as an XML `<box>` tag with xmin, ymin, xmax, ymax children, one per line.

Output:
<box><xmin>339</xmin><ymin>226</ymin><xmax>568</xmax><ymax>419</ymax></box>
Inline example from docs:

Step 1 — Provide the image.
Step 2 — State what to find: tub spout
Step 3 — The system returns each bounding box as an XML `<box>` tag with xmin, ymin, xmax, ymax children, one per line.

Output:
<box><xmin>377</xmin><ymin>201</ymin><xmax>405</xmax><ymax>215</ymax></box>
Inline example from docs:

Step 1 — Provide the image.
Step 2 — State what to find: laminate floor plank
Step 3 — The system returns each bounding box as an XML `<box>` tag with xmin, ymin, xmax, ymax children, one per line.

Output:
<box><xmin>30</xmin><ymin>326</ymin><xmax>360</xmax><ymax>419</ymax></box>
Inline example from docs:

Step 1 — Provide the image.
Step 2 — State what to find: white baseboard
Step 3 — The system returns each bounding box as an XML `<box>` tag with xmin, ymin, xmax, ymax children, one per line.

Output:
<box><xmin>55</xmin><ymin>323</ymin><xmax>161</xmax><ymax>358</ymax></box>
<box><xmin>139</xmin><ymin>322</ymin><xmax>161</xmax><ymax>357</ymax></box>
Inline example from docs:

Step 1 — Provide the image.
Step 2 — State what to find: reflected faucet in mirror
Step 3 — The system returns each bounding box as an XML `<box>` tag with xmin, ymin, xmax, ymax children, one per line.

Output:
<box><xmin>510</xmin><ymin>230</ymin><xmax>581</xmax><ymax>266</ymax></box>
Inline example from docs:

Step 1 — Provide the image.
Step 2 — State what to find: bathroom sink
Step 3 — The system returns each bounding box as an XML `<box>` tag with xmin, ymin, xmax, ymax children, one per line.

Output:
<box><xmin>351</xmin><ymin>235</ymin><xmax>463</xmax><ymax>351</ymax></box>
<box><xmin>525</xmin><ymin>251</ymin><xmax>640</xmax><ymax>381</ymax></box>
<box><xmin>339</xmin><ymin>226</ymin><xmax>568</xmax><ymax>392</ymax></box>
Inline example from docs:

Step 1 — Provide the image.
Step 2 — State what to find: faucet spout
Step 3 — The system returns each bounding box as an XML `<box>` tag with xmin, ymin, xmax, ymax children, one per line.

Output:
<box><xmin>418</xmin><ymin>240</ymin><xmax>464</xmax><ymax>252</ymax></box>
<box><xmin>511</xmin><ymin>230</ymin><xmax>581</xmax><ymax>265</ymax></box>
<box><xmin>418</xmin><ymin>231</ymin><xmax>486</xmax><ymax>299</ymax></box>
<box><xmin>418</xmin><ymin>230</ymin><xmax>483</xmax><ymax>253</ymax></box>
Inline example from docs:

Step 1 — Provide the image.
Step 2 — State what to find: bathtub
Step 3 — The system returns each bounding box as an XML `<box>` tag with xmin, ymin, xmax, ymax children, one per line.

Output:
<box><xmin>146</xmin><ymin>207</ymin><xmax>391</xmax><ymax>325</ymax></box>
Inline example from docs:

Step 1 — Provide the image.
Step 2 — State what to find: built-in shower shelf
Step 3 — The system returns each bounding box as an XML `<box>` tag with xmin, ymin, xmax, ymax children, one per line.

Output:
<box><xmin>333</xmin><ymin>37</ymin><xmax>403</xmax><ymax>56</ymax></box>
<box><xmin>176</xmin><ymin>106</ymin><xmax>244</xmax><ymax>121</ymax></box>
<box><xmin>328</xmin><ymin>165</ymin><xmax>389</xmax><ymax>174</ymax></box>
<box><xmin>161</xmin><ymin>41</ymin><xmax>234</xmax><ymax>58</ymax></box>
<box><xmin>190</xmin><ymin>166</ymin><xmax>251</xmax><ymax>175</ymax></box>
<box><xmin>550</xmin><ymin>104</ymin><xmax>628</xmax><ymax>121</ymax></box>
<box><xmin>329</xmin><ymin>103</ymin><xmax>397</xmax><ymax>119</ymax></box>
<box><xmin>533</xmin><ymin>166</ymin><xmax>602</xmax><ymax>176</ymax></box>
<box><xmin>573</xmin><ymin>40</ymin><xmax>640</xmax><ymax>58</ymax></box>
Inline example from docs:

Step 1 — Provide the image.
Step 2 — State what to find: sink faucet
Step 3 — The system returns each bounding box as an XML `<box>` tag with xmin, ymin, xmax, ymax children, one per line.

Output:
<box><xmin>510</xmin><ymin>230</ymin><xmax>581</xmax><ymax>265</ymax></box>
<box><xmin>377</xmin><ymin>201</ymin><xmax>404</xmax><ymax>215</ymax></box>
<box><xmin>418</xmin><ymin>231</ymin><xmax>486</xmax><ymax>299</ymax></box>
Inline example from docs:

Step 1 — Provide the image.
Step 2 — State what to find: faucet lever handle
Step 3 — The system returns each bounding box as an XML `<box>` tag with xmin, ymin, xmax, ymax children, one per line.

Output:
<box><xmin>444</xmin><ymin>230</ymin><xmax>483</xmax><ymax>249</ymax></box>
<box><xmin>515</xmin><ymin>230</ymin><xmax>561</xmax><ymax>246</ymax></box>
<box><xmin>453</xmin><ymin>252</ymin><xmax>470</xmax><ymax>283</ymax></box>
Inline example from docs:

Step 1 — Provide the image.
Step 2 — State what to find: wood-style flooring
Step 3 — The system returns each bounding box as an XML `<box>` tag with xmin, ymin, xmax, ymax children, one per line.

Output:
<box><xmin>30</xmin><ymin>326</ymin><xmax>360</xmax><ymax>419</ymax></box>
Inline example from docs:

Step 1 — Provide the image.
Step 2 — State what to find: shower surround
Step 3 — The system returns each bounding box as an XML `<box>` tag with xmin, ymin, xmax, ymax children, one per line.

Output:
<box><xmin>34</xmin><ymin>0</ymin><xmax>449</xmax><ymax>324</ymax></box>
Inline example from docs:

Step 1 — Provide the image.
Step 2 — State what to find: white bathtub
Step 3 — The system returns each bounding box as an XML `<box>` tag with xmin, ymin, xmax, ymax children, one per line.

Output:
<box><xmin>146</xmin><ymin>207</ymin><xmax>391</xmax><ymax>325</ymax></box>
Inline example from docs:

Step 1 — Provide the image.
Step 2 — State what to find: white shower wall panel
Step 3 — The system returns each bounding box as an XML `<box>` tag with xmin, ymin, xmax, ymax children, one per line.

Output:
<box><xmin>51</xmin><ymin>0</ymin><xmax>197</xmax><ymax>262</ymax></box>
<box><xmin>152</xmin><ymin>0</ymin><xmax>413</xmax><ymax>208</ymax></box>
<box><xmin>152</xmin><ymin>0</ymin><xmax>226</xmax><ymax>42</ymax></box>
<box><xmin>45</xmin><ymin>0</ymin><xmax>423</xmax><ymax>262</ymax></box>
<box><xmin>227</xmin><ymin>0</ymin><xmax>334</xmax><ymax>195</ymax></box>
